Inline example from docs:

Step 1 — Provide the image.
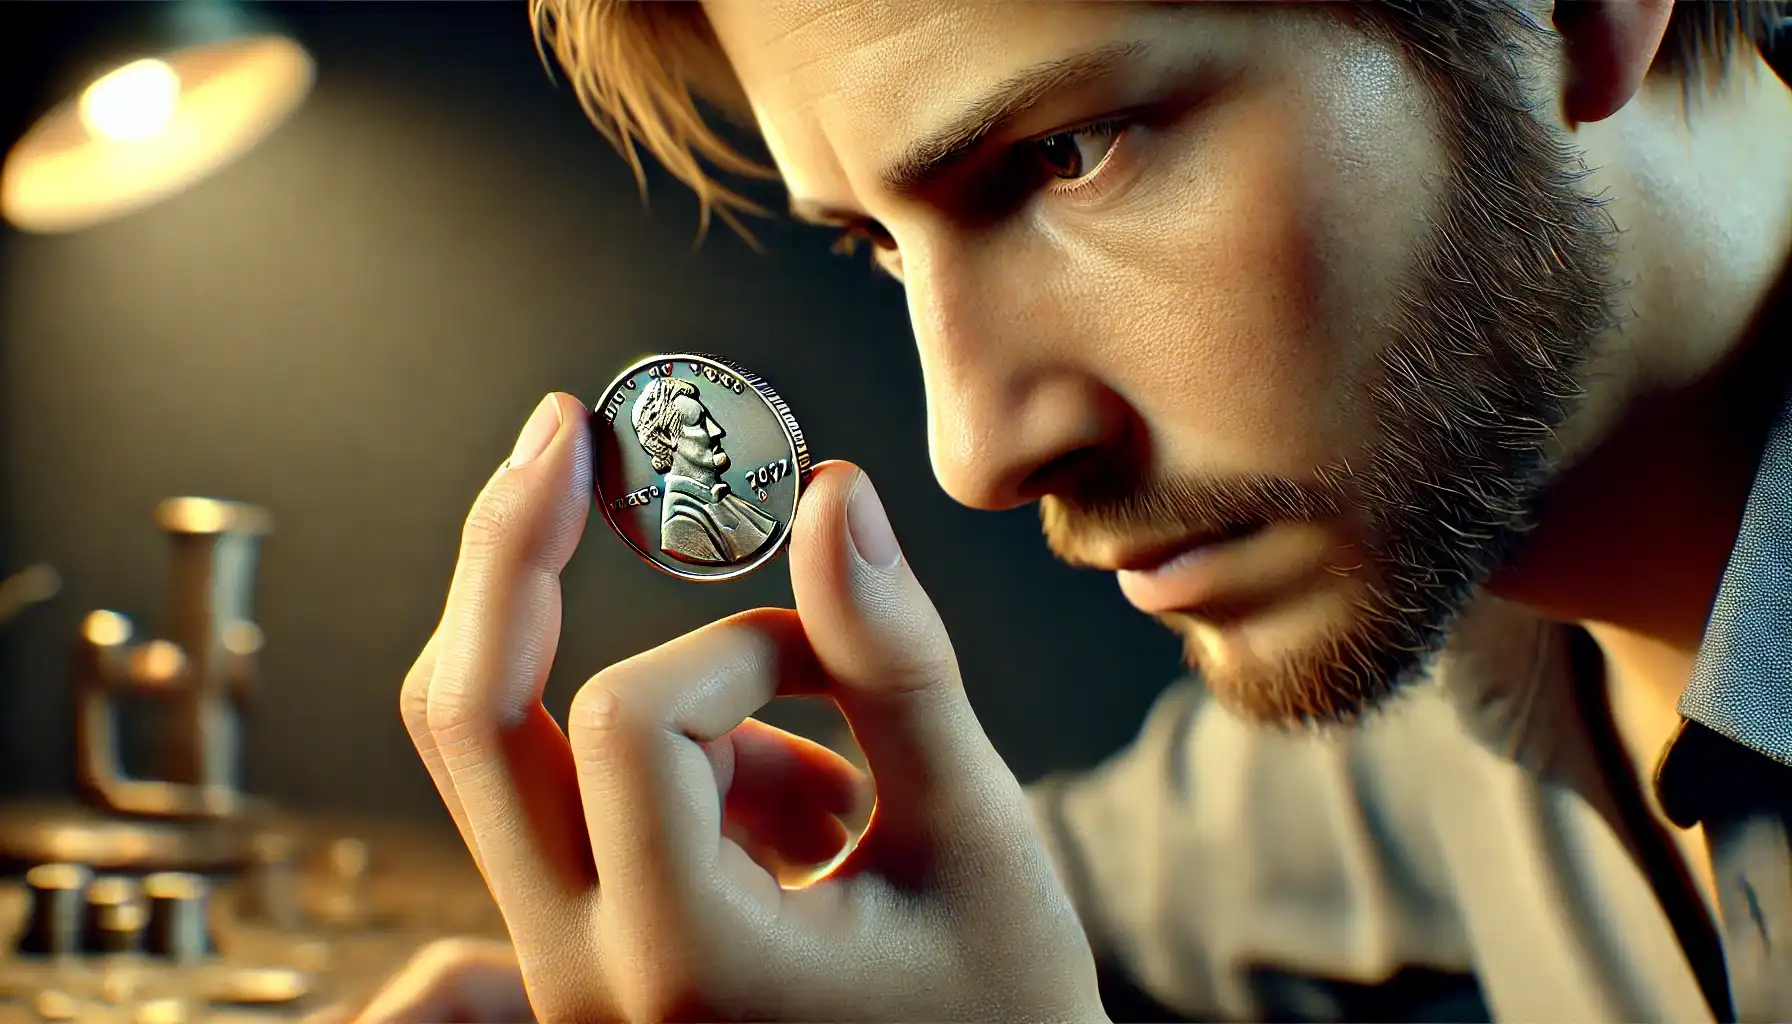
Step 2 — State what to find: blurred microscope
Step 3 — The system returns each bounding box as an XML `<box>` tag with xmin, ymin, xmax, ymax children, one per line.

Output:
<box><xmin>0</xmin><ymin>500</ymin><xmax>504</xmax><ymax>1023</ymax></box>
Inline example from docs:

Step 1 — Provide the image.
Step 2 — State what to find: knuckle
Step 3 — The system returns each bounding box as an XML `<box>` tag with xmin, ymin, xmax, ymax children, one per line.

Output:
<box><xmin>567</xmin><ymin>676</ymin><xmax>636</xmax><ymax>764</ymax></box>
<box><xmin>398</xmin><ymin>661</ymin><xmax>433</xmax><ymax>739</ymax></box>
<box><xmin>423</xmin><ymin>671</ymin><xmax>485</xmax><ymax>741</ymax></box>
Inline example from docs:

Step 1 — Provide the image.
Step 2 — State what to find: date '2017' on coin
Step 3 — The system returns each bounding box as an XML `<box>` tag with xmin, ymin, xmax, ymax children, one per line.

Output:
<box><xmin>593</xmin><ymin>354</ymin><xmax>813</xmax><ymax>582</ymax></box>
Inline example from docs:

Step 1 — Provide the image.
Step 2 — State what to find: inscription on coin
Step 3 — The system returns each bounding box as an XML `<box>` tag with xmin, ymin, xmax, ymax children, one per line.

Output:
<box><xmin>593</xmin><ymin>354</ymin><xmax>811</xmax><ymax>582</ymax></box>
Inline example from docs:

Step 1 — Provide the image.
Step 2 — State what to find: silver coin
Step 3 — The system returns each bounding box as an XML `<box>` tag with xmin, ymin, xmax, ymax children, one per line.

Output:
<box><xmin>592</xmin><ymin>353</ymin><xmax>812</xmax><ymax>582</ymax></box>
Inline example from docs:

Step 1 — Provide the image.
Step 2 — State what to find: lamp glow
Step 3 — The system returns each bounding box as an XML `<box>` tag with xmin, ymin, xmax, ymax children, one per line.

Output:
<box><xmin>1</xmin><ymin>35</ymin><xmax>313</xmax><ymax>234</ymax></box>
<box><xmin>79</xmin><ymin>59</ymin><xmax>182</xmax><ymax>142</ymax></box>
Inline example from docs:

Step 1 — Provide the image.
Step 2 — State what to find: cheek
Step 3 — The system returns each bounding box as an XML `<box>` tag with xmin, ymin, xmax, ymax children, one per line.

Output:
<box><xmin>1054</xmin><ymin>103</ymin><xmax>1348</xmax><ymax>477</ymax></box>
<box><xmin>1047</xmin><ymin>46</ymin><xmax>1441</xmax><ymax>480</ymax></box>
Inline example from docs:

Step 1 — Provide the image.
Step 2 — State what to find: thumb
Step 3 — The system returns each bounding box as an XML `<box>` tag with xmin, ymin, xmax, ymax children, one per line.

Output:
<box><xmin>787</xmin><ymin>461</ymin><xmax>1013</xmax><ymax>860</ymax></box>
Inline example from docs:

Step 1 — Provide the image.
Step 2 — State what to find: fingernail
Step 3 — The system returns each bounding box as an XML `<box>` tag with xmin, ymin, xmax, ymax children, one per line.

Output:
<box><xmin>506</xmin><ymin>394</ymin><xmax>561</xmax><ymax>469</ymax></box>
<box><xmin>846</xmin><ymin>472</ymin><xmax>901</xmax><ymax>569</ymax></box>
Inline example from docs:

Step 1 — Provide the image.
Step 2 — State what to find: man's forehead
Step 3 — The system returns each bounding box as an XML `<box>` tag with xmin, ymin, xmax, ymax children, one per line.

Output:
<box><xmin>704</xmin><ymin>0</ymin><xmax>987</xmax><ymax>112</ymax></box>
<box><xmin>700</xmin><ymin>0</ymin><xmax>1144</xmax><ymax>216</ymax></box>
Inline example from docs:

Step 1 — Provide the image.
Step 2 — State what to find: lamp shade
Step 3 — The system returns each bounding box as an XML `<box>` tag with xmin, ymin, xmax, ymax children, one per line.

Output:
<box><xmin>1</xmin><ymin>2</ymin><xmax>313</xmax><ymax>234</ymax></box>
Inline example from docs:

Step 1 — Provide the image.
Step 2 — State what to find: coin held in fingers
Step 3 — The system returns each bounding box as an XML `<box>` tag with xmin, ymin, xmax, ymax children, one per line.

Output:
<box><xmin>593</xmin><ymin>353</ymin><xmax>813</xmax><ymax>582</ymax></box>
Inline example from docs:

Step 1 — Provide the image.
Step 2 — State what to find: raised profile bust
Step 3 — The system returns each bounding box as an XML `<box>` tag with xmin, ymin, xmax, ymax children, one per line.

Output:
<box><xmin>631</xmin><ymin>376</ymin><xmax>781</xmax><ymax>566</ymax></box>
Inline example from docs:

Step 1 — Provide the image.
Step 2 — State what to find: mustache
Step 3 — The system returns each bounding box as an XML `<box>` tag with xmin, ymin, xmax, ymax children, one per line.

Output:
<box><xmin>1040</xmin><ymin>454</ymin><xmax>1348</xmax><ymax>567</ymax></box>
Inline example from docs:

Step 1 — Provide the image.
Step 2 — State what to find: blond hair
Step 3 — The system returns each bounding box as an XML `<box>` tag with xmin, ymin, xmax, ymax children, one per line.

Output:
<box><xmin>530</xmin><ymin>0</ymin><xmax>772</xmax><ymax>240</ymax></box>
<box><xmin>530</xmin><ymin>0</ymin><xmax>1790</xmax><ymax>240</ymax></box>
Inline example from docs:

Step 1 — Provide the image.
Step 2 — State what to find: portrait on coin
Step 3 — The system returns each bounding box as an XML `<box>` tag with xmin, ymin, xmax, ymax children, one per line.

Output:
<box><xmin>631</xmin><ymin>376</ymin><xmax>781</xmax><ymax>565</ymax></box>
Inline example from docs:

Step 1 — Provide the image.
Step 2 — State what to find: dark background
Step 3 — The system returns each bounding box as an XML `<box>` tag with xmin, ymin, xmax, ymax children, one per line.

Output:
<box><xmin>0</xmin><ymin>1</ymin><xmax>1181</xmax><ymax>823</ymax></box>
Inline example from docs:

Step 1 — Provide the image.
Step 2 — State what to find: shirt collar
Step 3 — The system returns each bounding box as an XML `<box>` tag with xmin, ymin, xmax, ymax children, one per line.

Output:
<box><xmin>1655</xmin><ymin>387</ymin><xmax>1792</xmax><ymax>827</ymax></box>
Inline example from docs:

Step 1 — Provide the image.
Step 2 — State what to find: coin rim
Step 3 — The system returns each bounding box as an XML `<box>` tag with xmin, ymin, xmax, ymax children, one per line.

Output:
<box><xmin>592</xmin><ymin>352</ymin><xmax>812</xmax><ymax>583</ymax></box>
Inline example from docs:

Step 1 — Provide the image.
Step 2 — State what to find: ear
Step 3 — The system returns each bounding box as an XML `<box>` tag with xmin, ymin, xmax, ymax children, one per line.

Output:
<box><xmin>1553</xmin><ymin>0</ymin><xmax>1677</xmax><ymax>126</ymax></box>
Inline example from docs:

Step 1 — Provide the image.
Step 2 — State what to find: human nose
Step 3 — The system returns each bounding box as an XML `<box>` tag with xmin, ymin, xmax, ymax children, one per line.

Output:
<box><xmin>905</xmin><ymin>254</ymin><xmax>1129</xmax><ymax>512</ymax></box>
<box><xmin>705</xmin><ymin>417</ymin><xmax>725</xmax><ymax>441</ymax></box>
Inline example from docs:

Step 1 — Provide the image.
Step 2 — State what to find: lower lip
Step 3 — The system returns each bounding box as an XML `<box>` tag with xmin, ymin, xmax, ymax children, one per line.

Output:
<box><xmin>1115</xmin><ymin>531</ymin><xmax>1258</xmax><ymax>614</ymax></box>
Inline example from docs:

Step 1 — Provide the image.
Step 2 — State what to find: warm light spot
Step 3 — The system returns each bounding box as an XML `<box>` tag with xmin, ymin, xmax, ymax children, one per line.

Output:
<box><xmin>2</xmin><ymin>36</ymin><xmax>313</xmax><ymax>234</ymax></box>
<box><xmin>82</xmin><ymin>610</ymin><xmax>133</xmax><ymax>648</ymax></box>
<box><xmin>157</xmin><ymin>497</ymin><xmax>273</xmax><ymax>535</ymax></box>
<box><xmin>160</xmin><ymin>497</ymin><xmax>228</xmax><ymax>534</ymax></box>
<box><xmin>79</xmin><ymin>59</ymin><xmax>181</xmax><ymax>142</ymax></box>
<box><xmin>131</xmin><ymin>641</ymin><xmax>189</xmax><ymax>686</ymax></box>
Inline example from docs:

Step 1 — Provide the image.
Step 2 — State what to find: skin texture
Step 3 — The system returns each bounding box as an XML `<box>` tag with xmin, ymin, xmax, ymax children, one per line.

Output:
<box><xmin>700</xmin><ymin>0</ymin><xmax>1703</xmax><ymax>725</ymax></box>
<box><xmin>392</xmin><ymin>407</ymin><xmax>1098</xmax><ymax>1022</ymax></box>
<box><xmin>372</xmin><ymin>2</ymin><xmax>1792</xmax><ymax>1020</ymax></box>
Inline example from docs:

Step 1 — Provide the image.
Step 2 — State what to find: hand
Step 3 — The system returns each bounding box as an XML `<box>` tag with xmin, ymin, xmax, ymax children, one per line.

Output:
<box><xmin>396</xmin><ymin>393</ymin><xmax>1103</xmax><ymax>1022</ymax></box>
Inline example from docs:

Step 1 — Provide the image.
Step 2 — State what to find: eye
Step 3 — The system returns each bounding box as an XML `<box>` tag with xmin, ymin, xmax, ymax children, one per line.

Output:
<box><xmin>831</xmin><ymin>221</ymin><xmax>903</xmax><ymax>279</ymax></box>
<box><xmin>1030</xmin><ymin>119</ymin><xmax>1127</xmax><ymax>184</ymax></box>
<box><xmin>831</xmin><ymin>220</ymin><xmax>895</xmax><ymax>258</ymax></box>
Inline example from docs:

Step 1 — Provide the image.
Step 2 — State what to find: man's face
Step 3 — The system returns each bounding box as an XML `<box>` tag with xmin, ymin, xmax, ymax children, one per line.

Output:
<box><xmin>701</xmin><ymin>0</ymin><xmax>1617</xmax><ymax>724</ymax></box>
<box><xmin>671</xmin><ymin>394</ymin><xmax>731</xmax><ymax>479</ymax></box>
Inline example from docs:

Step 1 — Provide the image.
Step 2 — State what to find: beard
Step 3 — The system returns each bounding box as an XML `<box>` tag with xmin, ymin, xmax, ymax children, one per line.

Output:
<box><xmin>1041</xmin><ymin>1</ymin><xmax>1623</xmax><ymax>727</ymax></box>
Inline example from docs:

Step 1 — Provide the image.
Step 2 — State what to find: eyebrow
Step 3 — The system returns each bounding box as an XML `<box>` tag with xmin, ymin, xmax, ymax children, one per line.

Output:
<box><xmin>789</xmin><ymin>38</ymin><xmax>1152</xmax><ymax>226</ymax></box>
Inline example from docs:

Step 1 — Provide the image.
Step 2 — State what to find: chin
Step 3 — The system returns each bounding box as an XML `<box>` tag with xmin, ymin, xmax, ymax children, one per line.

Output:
<box><xmin>1161</xmin><ymin>569</ymin><xmax>1425</xmax><ymax>729</ymax></box>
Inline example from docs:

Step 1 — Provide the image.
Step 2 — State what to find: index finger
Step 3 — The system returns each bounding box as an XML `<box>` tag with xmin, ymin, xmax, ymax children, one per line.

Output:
<box><xmin>422</xmin><ymin>394</ymin><xmax>602</xmax><ymax>937</ymax></box>
<box><xmin>568</xmin><ymin>608</ymin><xmax>832</xmax><ymax>928</ymax></box>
